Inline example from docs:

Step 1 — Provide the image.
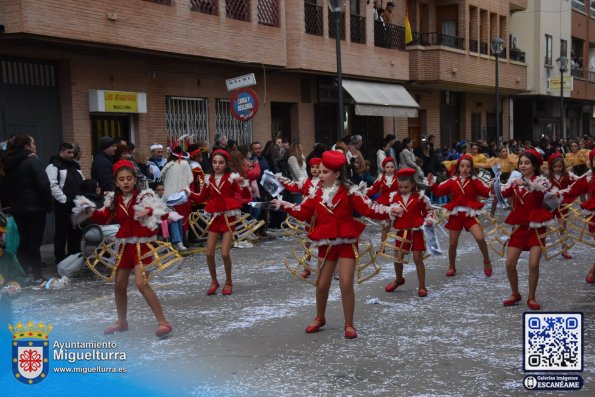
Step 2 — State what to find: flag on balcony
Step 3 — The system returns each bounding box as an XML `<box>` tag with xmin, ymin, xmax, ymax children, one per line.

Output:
<box><xmin>405</xmin><ymin>13</ymin><xmax>413</xmax><ymax>44</ymax></box>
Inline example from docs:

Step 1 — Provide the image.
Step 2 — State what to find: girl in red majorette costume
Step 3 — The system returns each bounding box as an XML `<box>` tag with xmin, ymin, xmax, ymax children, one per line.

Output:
<box><xmin>384</xmin><ymin>168</ymin><xmax>435</xmax><ymax>297</ymax></box>
<box><xmin>75</xmin><ymin>160</ymin><xmax>183</xmax><ymax>338</ymax></box>
<box><xmin>557</xmin><ymin>148</ymin><xmax>595</xmax><ymax>283</ymax></box>
<box><xmin>272</xmin><ymin>151</ymin><xmax>396</xmax><ymax>339</ymax></box>
<box><xmin>427</xmin><ymin>154</ymin><xmax>493</xmax><ymax>277</ymax></box>
<box><xmin>366</xmin><ymin>157</ymin><xmax>399</xmax><ymax>254</ymax></box>
<box><xmin>187</xmin><ymin>149</ymin><xmax>251</xmax><ymax>296</ymax></box>
<box><xmin>501</xmin><ymin>149</ymin><xmax>554</xmax><ymax>310</ymax></box>
<box><xmin>276</xmin><ymin>157</ymin><xmax>321</xmax><ymax>278</ymax></box>
<box><xmin>546</xmin><ymin>153</ymin><xmax>578</xmax><ymax>260</ymax></box>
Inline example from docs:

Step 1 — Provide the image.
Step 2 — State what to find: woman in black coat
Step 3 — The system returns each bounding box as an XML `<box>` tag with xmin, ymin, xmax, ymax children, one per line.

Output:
<box><xmin>1</xmin><ymin>134</ymin><xmax>52</xmax><ymax>284</ymax></box>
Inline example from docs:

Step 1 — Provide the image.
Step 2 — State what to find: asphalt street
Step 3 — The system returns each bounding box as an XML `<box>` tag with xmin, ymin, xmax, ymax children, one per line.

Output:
<box><xmin>7</xmin><ymin>218</ymin><xmax>595</xmax><ymax>396</ymax></box>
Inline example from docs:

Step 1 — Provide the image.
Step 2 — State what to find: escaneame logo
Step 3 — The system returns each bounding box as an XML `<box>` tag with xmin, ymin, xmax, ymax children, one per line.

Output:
<box><xmin>8</xmin><ymin>321</ymin><xmax>52</xmax><ymax>385</ymax></box>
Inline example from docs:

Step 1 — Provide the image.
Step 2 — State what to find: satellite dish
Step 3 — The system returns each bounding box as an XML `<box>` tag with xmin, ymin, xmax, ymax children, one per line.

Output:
<box><xmin>590</xmin><ymin>57</ymin><xmax>595</xmax><ymax>70</ymax></box>
<box><xmin>511</xmin><ymin>35</ymin><xmax>518</xmax><ymax>49</ymax></box>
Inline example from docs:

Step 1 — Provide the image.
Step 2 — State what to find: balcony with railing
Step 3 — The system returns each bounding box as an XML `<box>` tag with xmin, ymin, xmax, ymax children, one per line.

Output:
<box><xmin>191</xmin><ymin>0</ymin><xmax>217</xmax><ymax>15</ymax></box>
<box><xmin>589</xmin><ymin>71</ymin><xmax>595</xmax><ymax>82</ymax></box>
<box><xmin>470</xmin><ymin>39</ymin><xmax>478</xmax><ymax>53</ymax></box>
<box><xmin>572</xmin><ymin>0</ymin><xmax>586</xmax><ymax>13</ymax></box>
<box><xmin>374</xmin><ymin>21</ymin><xmax>406</xmax><ymax>50</ymax></box>
<box><xmin>409</xmin><ymin>32</ymin><xmax>464</xmax><ymax>50</ymax></box>
<box><xmin>571</xmin><ymin>67</ymin><xmax>584</xmax><ymax>79</ymax></box>
<box><xmin>480</xmin><ymin>42</ymin><xmax>488</xmax><ymax>55</ymax></box>
<box><xmin>304</xmin><ymin>2</ymin><xmax>323</xmax><ymax>36</ymax></box>
<box><xmin>350</xmin><ymin>14</ymin><xmax>365</xmax><ymax>44</ymax></box>
<box><xmin>328</xmin><ymin>11</ymin><xmax>345</xmax><ymax>40</ymax></box>
<box><xmin>226</xmin><ymin>0</ymin><xmax>250</xmax><ymax>22</ymax></box>
<box><xmin>509</xmin><ymin>48</ymin><xmax>526</xmax><ymax>63</ymax></box>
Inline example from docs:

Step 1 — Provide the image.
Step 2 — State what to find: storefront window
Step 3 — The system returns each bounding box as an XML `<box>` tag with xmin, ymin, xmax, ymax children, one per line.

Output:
<box><xmin>215</xmin><ymin>98</ymin><xmax>253</xmax><ymax>145</ymax></box>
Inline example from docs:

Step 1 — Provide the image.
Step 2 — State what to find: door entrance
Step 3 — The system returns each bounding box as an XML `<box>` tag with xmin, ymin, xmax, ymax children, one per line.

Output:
<box><xmin>90</xmin><ymin>115</ymin><xmax>130</xmax><ymax>153</ymax></box>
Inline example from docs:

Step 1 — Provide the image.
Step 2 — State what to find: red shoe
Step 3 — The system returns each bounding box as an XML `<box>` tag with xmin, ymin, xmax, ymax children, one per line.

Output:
<box><xmin>418</xmin><ymin>288</ymin><xmax>428</xmax><ymax>297</ymax></box>
<box><xmin>156</xmin><ymin>322</ymin><xmax>172</xmax><ymax>338</ymax></box>
<box><xmin>104</xmin><ymin>320</ymin><xmax>128</xmax><ymax>335</ymax></box>
<box><xmin>385</xmin><ymin>278</ymin><xmax>405</xmax><ymax>292</ymax></box>
<box><xmin>222</xmin><ymin>283</ymin><xmax>233</xmax><ymax>296</ymax></box>
<box><xmin>561</xmin><ymin>252</ymin><xmax>573</xmax><ymax>260</ymax></box>
<box><xmin>344</xmin><ymin>324</ymin><xmax>358</xmax><ymax>339</ymax></box>
<box><xmin>503</xmin><ymin>294</ymin><xmax>522</xmax><ymax>306</ymax></box>
<box><xmin>305</xmin><ymin>317</ymin><xmax>326</xmax><ymax>333</ymax></box>
<box><xmin>484</xmin><ymin>262</ymin><xmax>492</xmax><ymax>277</ymax></box>
<box><xmin>527</xmin><ymin>299</ymin><xmax>541</xmax><ymax>310</ymax></box>
<box><xmin>446</xmin><ymin>268</ymin><xmax>456</xmax><ymax>277</ymax></box>
<box><xmin>587</xmin><ymin>272</ymin><xmax>595</xmax><ymax>284</ymax></box>
<box><xmin>300</xmin><ymin>269</ymin><xmax>311</xmax><ymax>279</ymax></box>
<box><xmin>207</xmin><ymin>281</ymin><xmax>220</xmax><ymax>295</ymax></box>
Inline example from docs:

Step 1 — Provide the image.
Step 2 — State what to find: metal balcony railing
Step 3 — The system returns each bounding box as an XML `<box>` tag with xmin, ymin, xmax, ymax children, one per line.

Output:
<box><xmin>226</xmin><ymin>0</ymin><xmax>250</xmax><ymax>22</ymax></box>
<box><xmin>350</xmin><ymin>14</ymin><xmax>366</xmax><ymax>44</ymax></box>
<box><xmin>480</xmin><ymin>41</ymin><xmax>488</xmax><ymax>55</ymax></box>
<box><xmin>571</xmin><ymin>67</ymin><xmax>584</xmax><ymax>79</ymax></box>
<box><xmin>374</xmin><ymin>21</ymin><xmax>405</xmax><ymax>50</ymax></box>
<box><xmin>509</xmin><ymin>48</ymin><xmax>526</xmax><ymax>62</ymax></box>
<box><xmin>470</xmin><ymin>39</ymin><xmax>478</xmax><ymax>53</ymax></box>
<box><xmin>304</xmin><ymin>2</ymin><xmax>323</xmax><ymax>36</ymax></box>
<box><xmin>591</xmin><ymin>6</ymin><xmax>595</xmax><ymax>18</ymax></box>
<box><xmin>257</xmin><ymin>0</ymin><xmax>279</xmax><ymax>26</ymax></box>
<box><xmin>572</xmin><ymin>0</ymin><xmax>586</xmax><ymax>13</ymax></box>
<box><xmin>500</xmin><ymin>48</ymin><xmax>507</xmax><ymax>59</ymax></box>
<box><xmin>409</xmin><ymin>32</ymin><xmax>464</xmax><ymax>50</ymax></box>
<box><xmin>143</xmin><ymin>0</ymin><xmax>171</xmax><ymax>4</ymax></box>
<box><xmin>545</xmin><ymin>55</ymin><xmax>552</xmax><ymax>66</ymax></box>
<box><xmin>328</xmin><ymin>11</ymin><xmax>345</xmax><ymax>40</ymax></box>
<box><xmin>589</xmin><ymin>71</ymin><xmax>595</xmax><ymax>82</ymax></box>
<box><xmin>191</xmin><ymin>0</ymin><xmax>218</xmax><ymax>15</ymax></box>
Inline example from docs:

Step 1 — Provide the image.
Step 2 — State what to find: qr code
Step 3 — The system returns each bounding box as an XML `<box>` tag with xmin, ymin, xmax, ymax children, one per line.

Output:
<box><xmin>524</xmin><ymin>313</ymin><xmax>582</xmax><ymax>372</ymax></box>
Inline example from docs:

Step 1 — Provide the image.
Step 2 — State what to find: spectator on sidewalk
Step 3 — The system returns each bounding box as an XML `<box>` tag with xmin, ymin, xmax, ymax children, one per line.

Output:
<box><xmin>2</xmin><ymin>134</ymin><xmax>52</xmax><ymax>284</ymax></box>
<box><xmin>91</xmin><ymin>136</ymin><xmax>117</xmax><ymax>193</ymax></box>
<box><xmin>147</xmin><ymin>143</ymin><xmax>167</xmax><ymax>188</ymax></box>
<box><xmin>46</xmin><ymin>143</ymin><xmax>84</xmax><ymax>264</ymax></box>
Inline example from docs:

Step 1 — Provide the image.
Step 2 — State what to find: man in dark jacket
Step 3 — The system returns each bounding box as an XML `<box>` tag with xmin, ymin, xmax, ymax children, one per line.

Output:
<box><xmin>46</xmin><ymin>143</ymin><xmax>84</xmax><ymax>264</ymax></box>
<box><xmin>2</xmin><ymin>134</ymin><xmax>52</xmax><ymax>284</ymax></box>
<box><xmin>91</xmin><ymin>137</ymin><xmax>117</xmax><ymax>193</ymax></box>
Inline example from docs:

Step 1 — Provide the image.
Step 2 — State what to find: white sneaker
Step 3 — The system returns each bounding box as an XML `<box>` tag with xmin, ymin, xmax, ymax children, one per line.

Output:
<box><xmin>174</xmin><ymin>242</ymin><xmax>187</xmax><ymax>251</ymax></box>
<box><xmin>234</xmin><ymin>240</ymin><xmax>253</xmax><ymax>249</ymax></box>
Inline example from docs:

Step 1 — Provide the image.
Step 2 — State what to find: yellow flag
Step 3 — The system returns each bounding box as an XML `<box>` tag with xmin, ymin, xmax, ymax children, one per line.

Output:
<box><xmin>405</xmin><ymin>13</ymin><xmax>413</xmax><ymax>44</ymax></box>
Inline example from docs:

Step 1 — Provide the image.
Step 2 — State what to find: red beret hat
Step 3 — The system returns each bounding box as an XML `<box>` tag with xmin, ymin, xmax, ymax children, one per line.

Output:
<box><xmin>547</xmin><ymin>153</ymin><xmax>563</xmax><ymax>164</ymax></box>
<box><xmin>308</xmin><ymin>157</ymin><xmax>322</xmax><ymax>167</ymax></box>
<box><xmin>456</xmin><ymin>154</ymin><xmax>473</xmax><ymax>166</ymax></box>
<box><xmin>322</xmin><ymin>150</ymin><xmax>347</xmax><ymax>171</ymax></box>
<box><xmin>382</xmin><ymin>157</ymin><xmax>396</xmax><ymax>168</ymax></box>
<box><xmin>112</xmin><ymin>160</ymin><xmax>136</xmax><ymax>175</ymax></box>
<box><xmin>522</xmin><ymin>149</ymin><xmax>543</xmax><ymax>166</ymax></box>
<box><xmin>396</xmin><ymin>168</ymin><xmax>416</xmax><ymax>178</ymax></box>
<box><xmin>211</xmin><ymin>149</ymin><xmax>230</xmax><ymax>161</ymax></box>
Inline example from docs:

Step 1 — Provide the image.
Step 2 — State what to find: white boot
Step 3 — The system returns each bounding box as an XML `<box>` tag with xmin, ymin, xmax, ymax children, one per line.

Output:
<box><xmin>174</xmin><ymin>242</ymin><xmax>187</xmax><ymax>251</ymax></box>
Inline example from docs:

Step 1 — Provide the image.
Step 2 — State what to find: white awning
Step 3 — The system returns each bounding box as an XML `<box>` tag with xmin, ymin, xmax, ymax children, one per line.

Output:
<box><xmin>342</xmin><ymin>80</ymin><xmax>419</xmax><ymax>118</ymax></box>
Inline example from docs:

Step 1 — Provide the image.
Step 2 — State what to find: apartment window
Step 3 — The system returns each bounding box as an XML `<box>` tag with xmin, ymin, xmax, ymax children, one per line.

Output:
<box><xmin>561</xmin><ymin>39</ymin><xmax>568</xmax><ymax>57</ymax></box>
<box><xmin>215</xmin><ymin>99</ymin><xmax>253</xmax><ymax>145</ymax></box>
<box><xmin>166</xmin><ymin>97</ymin><xmax>209</xmax><ymax>143</ymax></box>
<box><xmin>226</xmin><ymin>0</ymin><xmax>250</xmax><ymax>21</ymax></box>
<box><xmin>545</xmin><ymin>34</ymin><xmax>553</xmax><ymax>65</ymax></box>
<box><xmin>257</xmin><ymin>0</ymin><xmax>280</xmax><ymax>27</ymax></box>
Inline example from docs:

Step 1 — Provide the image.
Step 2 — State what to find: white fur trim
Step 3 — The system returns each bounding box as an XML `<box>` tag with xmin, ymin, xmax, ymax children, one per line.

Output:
<box><xmin>389</xmin><ymin>191</ymin><xmax>398</xmax><ymax>202</ymax></box>
<box><xmin>449</xmin><ymin>207</ymin><xmax>485</xmax><ymax>217</ymax></box>
<box><xmin>103</xmin><ymin>191</ymin><xmax>115</xmax><ymax>209</ymax></box>
<box><xmin>71</xmin><ymin>195</ymin><xmax>97</xmax><ymax>225</ymax></box>
<box><xmin>348</xmin><ymin>181</ymin><xmax>368</xmax><ymax>197</ymax></box>
<box><xmin>321</xmin><ymin>184</ymin><xmax>340</xmax><ymax>207</ymax></box>
<box><xmin>228</xmin><ymin>172</ymin><xmax>240</xmax><ymax>184</ymax></box>
<box><xmin>203</xmin><ymin>174</ymin><xmax>211</xmax><ymax>186</ymax></box>
<box><xmin>133</xmin><ymin>189</ymin><xmax>169</xmax><ymax>231</ymax></box>
<box><xmin>527</xmin><ymin>175</ymin><xmax>551</xmax><ymax>193</ymax></box>
<box><xmin>529</xmin><ymin>218</ymin><xmax>557</xmax><ymax>229</ymax></box>
<box><xmin>309</xmin><ymin>237</ymin><xmax>358</xmax><ymax>248</ymax></box>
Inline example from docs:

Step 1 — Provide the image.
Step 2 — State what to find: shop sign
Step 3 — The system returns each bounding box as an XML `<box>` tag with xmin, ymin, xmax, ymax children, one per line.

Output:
<box><xmin>548</xmin><ymin>76</ymin><xmax>573</xmax><ymax>93</ymax></box>
<box><xmin>226</xmin><ymin>73</ymin><xmax>257</xmax><ymax>91</ymax></box>
<box><xmin>230</xmin><ymin>88</ymin><xmax>259</xmax><ymax>121</ymax></box>
<box><xmin>88</xmin><ymin>89</ymin><xmax>147</xmax><ymax>113</ymax></box>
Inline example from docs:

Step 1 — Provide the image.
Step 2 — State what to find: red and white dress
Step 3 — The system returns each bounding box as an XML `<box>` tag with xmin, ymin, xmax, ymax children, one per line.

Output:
<box><xmin>279</xmin><ymin>176</ymin><xmax>320</xmax><ymax>196</ymax></box>
<box><xmin>388</xmin><ymin>191</ymin><xmax>434</xmax><ymax>252</ymax></box>
<box><xmin>188</xmin><ymin>173</ymin><xmax>251</xmax><ymax>233</ymax></box>
<box><xmin>366</xmin><ymin>174</ymin><xmax>399</xmax><ymax>205</ymax></box>
<box><xmin>279</xmin><ymin>183</ymin><xmax>390</xmax><ymax>260</ymax></box>
<box><xmin>550</xmin><ymin>173</ymin><xmax>578</xmax><ymax>218</ymax></box>
<box><xmin>560</xmin><ymin>170</ymin><xmax>595</xmax><ymax>233</ymax></box>
<box><xmin>430</xmin><ymin>176</ymin><xmax>492</xmax><ymax>231</ymax></box>
<box><xmin>501</xmin><ymin>176</ymin><xmax>554</xmax><ymax>250</ymax></box>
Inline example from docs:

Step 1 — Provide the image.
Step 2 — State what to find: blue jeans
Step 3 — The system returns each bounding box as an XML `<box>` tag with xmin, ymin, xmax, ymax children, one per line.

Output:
<box><xmin>169</xmin><ymin>220</ymin><xmax>183</xmax><ymax>243</ymax></box>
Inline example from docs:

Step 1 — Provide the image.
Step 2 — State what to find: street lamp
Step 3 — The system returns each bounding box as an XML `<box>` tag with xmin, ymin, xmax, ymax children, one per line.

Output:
<box><xmin>491</xmin><ymin>37</ymin><xmax>504</xmax><ymax>145</ymax></box>
<box><xmin>556</xmin><ymin>56</ymin><xmax>568</xmax><ymax>140</ymax></box>
<box><xmin>329</xmin><ymin>0</ymin><xmax>344</xmax><ymax>138</ymax></box>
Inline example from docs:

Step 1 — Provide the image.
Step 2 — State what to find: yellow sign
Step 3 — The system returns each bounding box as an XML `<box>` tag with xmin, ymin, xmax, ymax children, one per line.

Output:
<box><xmin>104</xmin><ymin>91</ymin><xmax>138</xmax><ymax>112</ymax></box>
<box><xmin>548</xmin><ymin>76</ymin><xmax>573</xmax><ymax>92</ymax></box>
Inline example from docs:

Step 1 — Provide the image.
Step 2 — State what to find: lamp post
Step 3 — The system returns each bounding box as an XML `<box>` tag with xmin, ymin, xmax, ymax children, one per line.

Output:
<box><xmin>491</xmin><ymin>37</ymin><xmax>504</xmax><ymax>146</ymax></box>
<box><xmin>556</xmin><ymin>56</ymin><xmax>568</xmax><ymax>141</ymax></box>
<box><xmin>329</xmin><ymin>0</ymin><xmax>344</xmax><ymax>138</ymax></box>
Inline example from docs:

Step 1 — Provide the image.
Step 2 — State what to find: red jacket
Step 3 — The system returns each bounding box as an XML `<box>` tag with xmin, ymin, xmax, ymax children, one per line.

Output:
<box><xmin>280</xmin><ymin>184</ymin><xmax>389</xmax><ymax>245</ymax></box>
<box><xmin>389</xmin><ymin>191</ymin><xmax>433</xmax><ymax>230</ymax></box>
<box><xmin>430</xmin><ymin>176</ymin><xmax>491</xmax><ymax>215</ymax></box>
<box><xmin>188</xmin><ymin>172</ymin><xmax>251</xmax><ymax>212</ymax></box>
<box><xmin>560</xmin><ymin>170</ymin><xmax>594</xmax><ymax>212</ymax></box>
<box><xmin>550</xmin><ymin>173</ymin><xmax>578</xmax><ymax>205</ymax></box>
<box><xmin>280</xmin><ymin>177</ymin><xmax>319</xmax><ymax>195</ymax></box>
<box><xmin>366</xmin><ymin>174</ymin><xmax>399</xmax><ymax>205</ymax></box>
<box><xmin>501</xmin><ymin>175</ymin><xmax>553</xmax><ymax>227</ymax></box>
